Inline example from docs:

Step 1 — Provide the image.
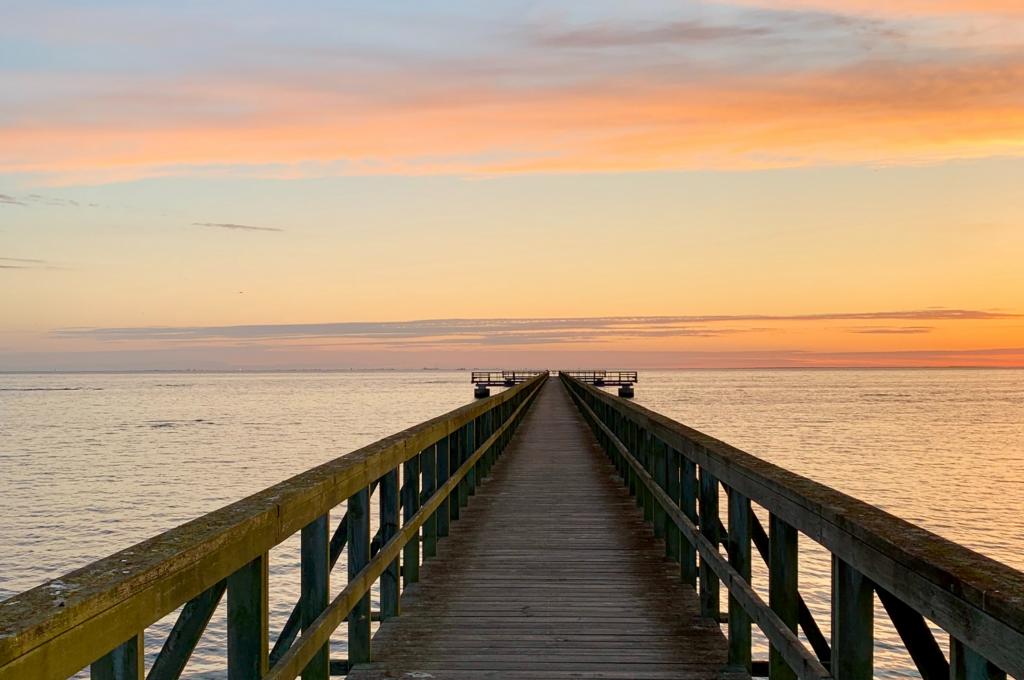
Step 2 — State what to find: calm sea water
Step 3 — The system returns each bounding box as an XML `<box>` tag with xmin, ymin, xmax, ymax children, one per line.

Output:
<box><xmin>1</xmin><ymin>369</ymin><xmax>1022</xmax><ymax>678</ymax></box>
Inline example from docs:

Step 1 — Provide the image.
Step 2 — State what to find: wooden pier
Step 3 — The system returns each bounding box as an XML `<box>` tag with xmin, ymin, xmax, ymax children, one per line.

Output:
<box><xmin>2</xmin><ymin>372</ymin><xmax>1024</xmax><ymax>680</ymax></box>
<box><xmin>348</xmin><ymin>378</ymin><xmax>734</xmax><ymax>680</ymax></box>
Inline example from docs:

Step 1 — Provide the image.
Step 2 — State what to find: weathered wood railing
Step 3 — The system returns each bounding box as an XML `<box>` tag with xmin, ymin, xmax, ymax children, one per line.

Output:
<box><xmin>561</xmin><ymin>372</ymin><xmax>1024</xmax><ymax>680</ymax></box>
<box><xmin>0</xmin><ymin>372</ymin><xmax>547</xmax><ymax>680</ymax></box>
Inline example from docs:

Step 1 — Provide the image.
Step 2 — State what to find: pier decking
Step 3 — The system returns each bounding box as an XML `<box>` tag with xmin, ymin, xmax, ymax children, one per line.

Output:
<box><xmin>349</xmin><ymin>379</ymin><xmax>735</xmax><ymax>680</ymax></box>
<box><xmin>3</xmin><ymin>371</ymin><xmax>1024</xmax><ymax>680</ymax></box>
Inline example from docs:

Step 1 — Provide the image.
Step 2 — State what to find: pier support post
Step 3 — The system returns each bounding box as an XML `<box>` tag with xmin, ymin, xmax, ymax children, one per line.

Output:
<box><xmin>769</xmin><ymin>514</ymin><xmax>798</xmax><ymax>680</ymax></box>
<box><xmin>951</xmin><ymin>639</ymin><xmax>1007</xmax><ymax>680</ymax></box>
<box><xmin>380</xmin><ymin>470</ymin><xmax>400</xmax><ymax>619</ymax></box>
<box><xmin>301</xmin><ymin>513</ymin><xmax>330</xmax><ymax>680</ymax></box>
<box><xmin>348</xmin><ymin>487</ymin><xmax>371</xmax><ymax>665</ymax></box>
<box><xmin>438</xmin><ymin>435</ymin><xmax>451</xmax><ymax>537</ymax></box>
<box><xmin>728</xmin><ymin>490</ymin><xmax>752</xmax><ymax>672</ymax></box>
<box><xmin>403</xmin><ymin>455</ymin><xmax>421</xmax><ymax>586</ymax></box>
<box><xmin>227</xmin><ymin>553</ymin><xmax>269</xmax><ymax>680</ymax></box>
<box><xmin>831</xmin><ymin>556</ymin><xmax>873</xmax><ymax>680</ymax></box>
<box><xmin>422</xmin><ymin>444</ymin><xmax>437</xmax><ymax>558</ymax></box>
<box><xmin>681</xmin><ymin>453</ymin><xmax>698</xmax><ymax>587</ymax></box>
<box><xmin>91</xmin><ymin>633</ymin><xmax>143</xmax><ymax>680</ymax></box>
<box><xmin>699</xmin><ymin>467</ymin><xmax>720</xmax><ymax>620</ymax></box>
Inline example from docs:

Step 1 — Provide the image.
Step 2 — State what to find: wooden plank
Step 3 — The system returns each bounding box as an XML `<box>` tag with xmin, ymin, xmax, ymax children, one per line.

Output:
<box><xmin>876</xmin><ymin>586</ymin><xmax>948</xmax><ymax>680</ymax></box>
<box><xmin>769</xmin><ymin>515</ymin><xmax>798</xmax><ymax>680</ymax></box>
<box><xmin>749</xmin><ymin>512</ymin><xmax>831</xmax><ymax>666</ymax></box>
<box><xmin>831</xmin><ymin>556</ymin><xmax>872</xmax><ymax>680</ymax></box>
<box><xmin>699</xmin><ymin>467</ymin><xmax>720</xmax><ymax>621</ymax></box>
<box><xmin>148</xmin><ymin>580</ymin><xmax>225</xmax><ymax>680</ymax></box>
<box><xmin>437</xmin><ymin>435</ymin><xmax>451</xmax><ymax>539</ymax></box>
<box><xmin>567</xmin><ymin>385</ymin><xmax>827</xmax><ymax>680</ymax></box>
<box><xmin>951</xmin><ymin>638</ymin><xmax>1007</xmax><ymax>680</ymax></box>
<box><xmin>347</xmin><ymin>487</ymin><xmax>371</xmax><ymax>666</ymax></box>
<box><xmin>300</xmin><ymin>514</ymin><xmax>330</xmax><ymax>680</ymax></box>
<box><xmin>263</xmin><ymin>379</ymin><xmax>546</xmax><ymax>680</ymax></box>
<box><xmin>666</xmin><ymin>446</ymin><xmax>682</xmax><ymax>564</ymax></box>
<box><xmin>348</xmin><ymin>379</ymin><xmax>739</xmax><ymax>680</ymax></box>
<box><xmin>378</xmin><ymin>470</ymin><xmax>399</xmax><ymax>620</ymax></box>
<box><xmin>681</xmin><ymin>454</ymin><xmax>699</xmax><ymax>587</ymax></box>
<box><xmin>729</xmin><ymin>489</ymin><xmax>752</xmax><ymax>672</ymax></box>
<box><xmin>227</xmin><ymin>554</ymin><xmax>269</xmax><ymax>680</ymax></box>
<box><xmin>402</xmin><ymin>455</ymin><xmax>421</xmax><ymax>587</ymax></box>
<box><xmin>561</xmin><ymin>375</ymin><xmax>1024</xmax><ymax>677</ymax></box>
<box><xmin>0</xmin><ymin>374</ymin><xmax>548</xmax><ymax>680</ymax></box>
<box><xmin>90</xmin><ymin>633</ymin><xmax>143</xmax><ymax>680</ymax></box>
<box><xmin>421</xmin><ymin>444</ymin><xmax>438</xmax><ymax>558</ymax></box>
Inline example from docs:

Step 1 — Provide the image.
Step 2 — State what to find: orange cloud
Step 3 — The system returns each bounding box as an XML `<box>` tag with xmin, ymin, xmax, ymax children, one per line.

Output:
<box><xmin>734</xmin><ymin>0</ymin><xmax>1024</xmax><ymax>16</ymax></box>
<box><xmin>3</xmin><ymin>50</ymin><xmax>1024</xmax><ymax>183</ymax></box>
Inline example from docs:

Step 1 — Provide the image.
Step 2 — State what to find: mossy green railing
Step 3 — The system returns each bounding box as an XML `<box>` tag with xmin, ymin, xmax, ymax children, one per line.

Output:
<box><xmin>562</xmin><ymin>372</ymin><xmax>1024</xmax><ymax>680</ymax></box>
<box><xmin>0</xmin><ymin>372</ymin><xmax>547</xmax><ymax>680</ymax></box>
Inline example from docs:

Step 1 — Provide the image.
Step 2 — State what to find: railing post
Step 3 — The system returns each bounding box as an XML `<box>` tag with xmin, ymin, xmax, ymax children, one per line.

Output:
<box><xmin>468</xmin><ymin>417</ymin><xmax>478</xmax><ymax>496</ymax></box>
<box><xmin>458</xmin><ymin>424</ymin><xmax>470</xmax><ymax>509</ymax></box>
<box><xmin>681</xmin><ymin>453</ymin><xmax>698</xmax><ymax>586</ymax></box>
<box><xmin>951</xmin><ymin>639</ymin><xmax>1007</xmax><ymax>680</ymax></box>
<box><xmin>728</xmin><ymin>489</ymin><xmax>752</xmax><ymax>672</ymax></box>
<box><xmin>637</xmin><ymin>427</ymin><xmax>649</xmax><ymax>516</ymax></box>
<box><xmin>379</xmin><ymin>469</ymin><xmax>400</xmax><ymax>620</ymax></box>
<box><xmin>403</xmin><ymin>454</ymin><xmax>421</xmax><ymax>586</ymax></box>
<box><xmin>832</xmin><ymin>556</ymin><xmax>873</xmax><ymax>680</ymax></box>
<box><xmin>769</xmin><ymin>514</ymin><xmax>798</xmax><ymax>680</ymax></box>
<box><xmin>347</xmin><ymin>486</ymin><xmax>371</xmax><ymax>665</ymax></box>
<box><xmin>91</xmin><ymin>633</ymin><xmax>143</xmax><ymax>680</ymax></box>
<box><xmin>651</xmin><ymin>436</ymin><xmax>667</xmax><ymax>541</ymax></box>
<box><xmin>699</xmin><ymin>467</ymin><xmax>720</xmax><ymax>620</ymax></box>
<box><xmin>666</xmin><ymin>446</ymin><xmax>681</xmax><ymax>563</ymax></box>
<box><xmin>483</xmin><ymin>410</ymin><xmax>493</xmax><ymax>476</ymax></box>
<box><xmin>437</xmin><ymin>434</ymin><xmax>452</xmax><ymax>537</ymax></box>
<box><xmin>627</xmin><ymin>420</ymin><xmax>638</xmax><ymax>497</ymax></box>
<box><xmin>227</xmin><ymin>553</ymin><xmax>269</xmax><ymax>680</ymax></box>
<box><xmin>422</xmin><ymin>444</ymin><xmax>438</xmax><ymax>558</ymax></box>
<box><xmin>300</xmin><ymin>513</ymin><xmax>330</xmax><ymax>680</ymax></box>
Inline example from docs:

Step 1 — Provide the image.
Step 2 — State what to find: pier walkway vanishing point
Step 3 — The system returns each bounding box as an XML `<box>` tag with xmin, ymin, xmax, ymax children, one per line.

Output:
<box><xmin>346</xmin><ymin>376</ymin><xmax>733</xmax><ymax>680</ymax></box>
<box><xmin>2</xmin><ymin>373</ymin><xmax>1024</xmax><ymax>680</ymax></box>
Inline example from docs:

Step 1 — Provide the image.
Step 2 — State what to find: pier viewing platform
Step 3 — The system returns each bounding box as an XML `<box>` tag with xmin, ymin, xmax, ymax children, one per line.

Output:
<box><xmin>2</xmin><ymin>373</ymin><xmax>1023</xmax><ymax>680</ymax></box>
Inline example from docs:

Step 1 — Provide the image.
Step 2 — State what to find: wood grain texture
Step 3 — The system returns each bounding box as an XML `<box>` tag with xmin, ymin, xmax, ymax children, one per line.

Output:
<box><xmin>561</xmin><ymin>375</ymin><xmax>1024</xmax><ymax>677</ymax></box>
<box><xmin>0</xmin><ymin>376</ymin><xmax>547</xmax><ymax>680</ymax></box>
<box><xmin>348</xmin><ymin>379</ymin><xmax>740</xmax><ymax>680</ymax></box>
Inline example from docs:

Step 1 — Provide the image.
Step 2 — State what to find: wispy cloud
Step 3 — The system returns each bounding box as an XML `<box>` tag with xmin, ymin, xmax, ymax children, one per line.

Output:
<box><xmin>0</xmin><ymin>194</ymin><xmax>27</xmax><ymax>206</ymax></box>
<box><xmin>193</xmin><ymin>222</ymin><xmax>283</xmax><ymax>233</ymax></box>
<box><xmin>846</xmin><ymin>326</ymin><xmax>934</xmax><ymax>334</ymax></box>
<box><xmin>1</xmin><ymin>3</ymin><xmax>1022</xmax><ymax>182</ymax></box>
<box><xmin>0</xmin><ymin>257</ymin><xmax>66</xmax><ymax>271</ymax></box>
<box><xmin>531</xmin><ymin>20</ymin><xmax>769</xmax><ymax>48</ymax></box>
<box><xmin>1</xmin><ymin>257</ymin><xmax>46</xmax><ymax>264</ymax></box>
<box><xmin>52</xmin><ymin>310</ymin><xmax>1018</xmax><ymax>345</ymax></box>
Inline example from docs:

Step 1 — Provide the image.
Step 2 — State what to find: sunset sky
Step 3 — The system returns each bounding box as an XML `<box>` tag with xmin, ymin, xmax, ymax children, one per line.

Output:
<box><xmin>2</xmin><ymin>0</ymin><xmax>1023</xmax><ymax>369</ymax></box>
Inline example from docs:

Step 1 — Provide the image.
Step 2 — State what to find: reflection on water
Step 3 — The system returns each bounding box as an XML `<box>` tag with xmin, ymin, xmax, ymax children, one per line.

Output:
<box><xmin>1</xmin><ymin>369</ymin><xmax>1022</xmax><ymax>678</ymax></box>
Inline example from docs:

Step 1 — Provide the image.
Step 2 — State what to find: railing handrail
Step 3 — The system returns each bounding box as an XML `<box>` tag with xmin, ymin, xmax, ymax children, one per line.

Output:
<box><xmin>561</xmin><ymin>373</ymin><xmax>1024</xmax><ymax>677</ymax></box>
<box><xmin>0</xmin><ymin>373</ymin><xmax>548</xmax><ymax>678</ymax></box>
